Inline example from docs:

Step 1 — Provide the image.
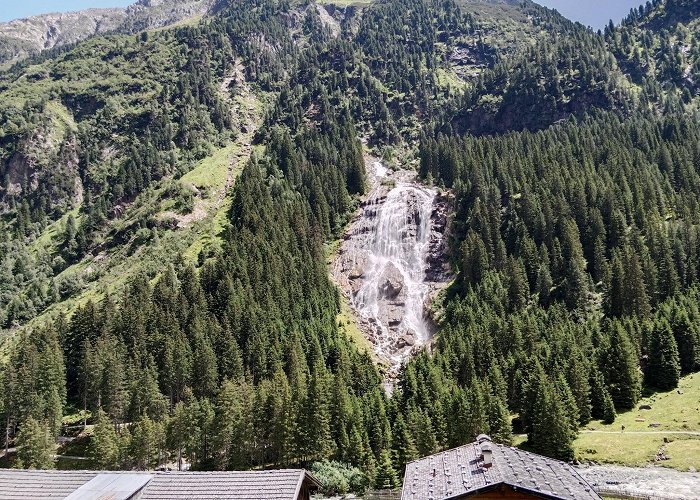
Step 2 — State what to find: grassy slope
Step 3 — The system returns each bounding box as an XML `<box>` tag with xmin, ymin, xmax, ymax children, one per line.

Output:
<box><xmin>7</xmin><ymin>101</ymin><xmax>261</xmax><ymax>338</ymax></box>
<box><xmin>514</xmin><ymin>374</ymin><xmax>700</xmax><ymax>470</ymax></box>
<box><xmin>574</xmin><ymin>374</ymin><xmax>700</xmax><ymax>471</ymax></box>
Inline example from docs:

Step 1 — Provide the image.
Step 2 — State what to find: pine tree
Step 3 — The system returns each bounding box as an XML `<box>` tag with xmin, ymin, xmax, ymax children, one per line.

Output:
<box><xmin>391</xmin><ymin>413</ymin><xmax>417</xmax><ymax>475</ymax></box>
<box><xmin>373</xmin><ymin>449</ymin><xmax>399</xmax><ymax>490</ymax></box>
<box><xmin>645</xmin><ymin>319</ymin><xmax>681</xmax><ymax>390</ymax></box>
<box><xmin>15</xmin><ymin>417</ymin><xmax>55</xmax><ymax>470</ymax></box>
<box><xmin>527</xmin><ymin>367</ymin><xmax>575</xmax><ymax>461</ymax></box>
<box><xmin>601</xmin><ymin>322</ymin><xmax>641</xmax><ymax>409</ymax></box>
<box><xmin>560</xmin><ymin>219</ymin><xmax>589</xmax><ymax>310</ymax></box>
<box><xmin>130</xmin><ymin>415</ymin><xmax>158</xmax><ymax>470</ymax></box>
<box><xmin>192</xmin><ymin>332</ymin><xmax>219</xmax><ymax>399</ymax></box>
<box><xmin>601</xmin><ymin>390</ymin><xmax>616</xmax><ymax>425</ymax></box>
<box><xmin>670</xmin><ymin>306</ymin><xmax>699</xmax><ymax>374</ymax></box>
<box><xmin>461</xmin><ymin>231</ymin><xmax>489</xmax><ymax>287</ymax></box>
<box><xmin>91</xmin><ymin>408</ymin><xmax>119</xmax><ymax>469</ymax></box>
<box><xmin>486</xmin><ymin>395</ymin><xmax>512</xmax><ymax>445</ymax></box>
<box><xmin>167</xmin><ymin>402</ymin><xmax>189</xmax><ymax>471</ymax></box>
<box><xmin>301</xmin><ymin>363</ymin><xmax>335</xmax><ymax>461</ymax></box>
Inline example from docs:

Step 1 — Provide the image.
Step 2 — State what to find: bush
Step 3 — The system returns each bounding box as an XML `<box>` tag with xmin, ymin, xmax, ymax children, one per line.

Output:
<box><xmin>311</xmin><ymin>460</ymin><xmax>368</xmax><ymax>497</ymax></box>
<box><xmin>57</xmin><ymin>273</ymin><xmax>84</xmax><ymax>299</ymax></box>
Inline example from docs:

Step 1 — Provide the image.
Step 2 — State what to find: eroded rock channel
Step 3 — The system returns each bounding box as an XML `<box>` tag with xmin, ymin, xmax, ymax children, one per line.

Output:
<box><xmin>333</xmin><ymin>159</ymin><xmax>452</xmax><ymax>380</ymax></box>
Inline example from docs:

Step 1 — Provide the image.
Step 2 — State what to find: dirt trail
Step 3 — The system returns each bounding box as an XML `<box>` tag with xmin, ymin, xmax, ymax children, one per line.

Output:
<box><xmin>581</xmin><ymin>430</ymin><xmax>700</xmax><ymax>436</ymax></box>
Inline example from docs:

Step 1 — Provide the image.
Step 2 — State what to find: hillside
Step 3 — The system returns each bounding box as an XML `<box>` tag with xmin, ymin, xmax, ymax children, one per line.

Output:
<box><xmin>607</xmin><ymin>0</ymin><xmax>700</xmax><ymax>102</ymax></box>
<box><xmin>0</xmin><ymin>0</ymin><xmax>699</xmax><ymax>492</ymax></box>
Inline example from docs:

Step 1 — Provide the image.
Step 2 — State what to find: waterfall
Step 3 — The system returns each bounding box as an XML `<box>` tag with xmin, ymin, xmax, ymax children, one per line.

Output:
<box><xmin>333</xmin><ymin>160</ymin><xmax>449</xmax><ymax>376</ymax></box>
<box><xmin>353</xmin><ymin>183</ymin><xmax>435</xmax><ymax>348</ymax></box>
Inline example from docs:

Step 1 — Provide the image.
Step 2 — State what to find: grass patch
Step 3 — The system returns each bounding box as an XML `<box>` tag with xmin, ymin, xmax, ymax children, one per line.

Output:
<box><xmin>586</xmin><ymin>374</ymin><xmax>700</xmax><ymax>434</ymax></box>
<box><xmin>31</xmin><ymin>207</ymin><xmax>80</xmax><ymax>256</ymax></box>
<box><xmin>575</xmin><ymin>433</ymin><xmax>668</xmax><ymax>467</ymax></box>
<box><xmin>435</xmin><ymin>67</ymin><xmax>468</xmax><ymax>90</ymax></box>
<box><xmin>180</xmin><ymin>143</ymin><xmax>236</xmax><ymax>190</ymax></box>
<box><xmin>337</xmin><ymin>299</ymin><xmax>373</xmax><ymax>355</ymax></box>
<box><xmin>664</xmin><ymin>437</ymin><xmax>700</xmax><ymax>471</ymax></box>
<box><xmin>573</xmin><ymin>374</ymin><xmax>700</xmax><ymax>470</ymax></box>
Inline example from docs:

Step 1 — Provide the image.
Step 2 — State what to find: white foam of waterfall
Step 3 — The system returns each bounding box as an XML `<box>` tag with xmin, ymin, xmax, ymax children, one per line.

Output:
<box><xmin>351</xmin><ymin>175</ymin><xmax>437</xmax><ymax>358</ymax></box>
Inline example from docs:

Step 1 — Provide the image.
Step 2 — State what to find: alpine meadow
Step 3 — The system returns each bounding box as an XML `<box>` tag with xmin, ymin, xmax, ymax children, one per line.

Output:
<box><xmin>1</xmin><ymin>0</ymin><xmax>700</xmax><ymax>498</ymax></box>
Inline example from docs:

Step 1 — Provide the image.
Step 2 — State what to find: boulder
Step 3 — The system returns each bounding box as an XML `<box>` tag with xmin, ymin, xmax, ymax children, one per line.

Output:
<box><xmin>349</xmin><ymin>265</ymin><xmax>364</xmax><ymax>280</ymax></box>
<box><xmin>378</xmin><ymin>262</ymin><xmax>405</xmax><ymax>300</ymax></box>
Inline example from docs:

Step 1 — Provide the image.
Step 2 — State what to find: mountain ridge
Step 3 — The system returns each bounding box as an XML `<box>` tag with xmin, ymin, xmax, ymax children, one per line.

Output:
<box><xmin>0</xmin><ymin>0</ymin><xmax>216</xmax><ymax>69</ymax></box>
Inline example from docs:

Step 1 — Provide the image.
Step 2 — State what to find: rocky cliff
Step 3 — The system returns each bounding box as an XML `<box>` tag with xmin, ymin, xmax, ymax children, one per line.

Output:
<box><xmin>0</xmin><ymin>0</ymin><xmax>215</xmax><ymax>69</ymax></box>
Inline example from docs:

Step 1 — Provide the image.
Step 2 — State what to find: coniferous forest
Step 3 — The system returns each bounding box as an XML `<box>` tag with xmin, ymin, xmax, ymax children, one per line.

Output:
<box><xmin>1</xmin><ymin>0</ymin><xmax>700</xmax><ymax>492</ymax></box>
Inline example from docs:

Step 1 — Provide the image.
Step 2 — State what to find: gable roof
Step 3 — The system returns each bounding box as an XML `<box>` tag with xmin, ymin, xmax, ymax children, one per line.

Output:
<box><xmin>401</xmin><ymin>438</ymin><xmax>601</xmax><ymax>500</ymax></box>
<box><xmin>0</xmin><ymin>469</ymin><xmax>320</xmax><ymax>500</ymax></box>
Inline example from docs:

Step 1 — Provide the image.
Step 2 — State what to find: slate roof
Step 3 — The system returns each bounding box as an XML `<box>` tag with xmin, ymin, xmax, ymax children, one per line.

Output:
<box><xmin>0</xmin><ymin>469</ymin><xmax>320</xmax><ymax>500</ymax></box>
<box><xmin>142</xmin><ymin>470</ymin><xmax>317</xmax><ymax>500</ymax></box>
<box><xmin>401</xmin><ymin>438</ymin><xmax>602</xmax><ymax>500</ymax></box>
<box><xmin>0</xmin><ymin>470</ymin><xmax>96</xmax><ymax>499</ymax></box>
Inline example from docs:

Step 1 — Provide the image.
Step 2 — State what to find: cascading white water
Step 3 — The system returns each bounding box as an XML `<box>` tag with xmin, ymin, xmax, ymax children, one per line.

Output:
<box><xmin>353</xmin><ymin>183</ymin><xmax>435</xmax><ymax>351</ymax></box>
<box><xmin>334</xmin><ymin>161</ymin><xmax>443</xmax><ymax>372</ymax></box>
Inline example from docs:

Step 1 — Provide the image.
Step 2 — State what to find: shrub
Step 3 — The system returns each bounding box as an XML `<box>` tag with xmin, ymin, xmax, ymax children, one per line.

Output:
<box><xmin>311</xmin><ymin>460</ymin><xmax>369</xmax><ymax>497</ymax></box>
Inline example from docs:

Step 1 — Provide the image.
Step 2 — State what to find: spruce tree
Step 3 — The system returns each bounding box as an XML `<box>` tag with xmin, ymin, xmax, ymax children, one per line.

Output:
<box><xmin>15</xmin><ymin>417</ymin><xmax>55</xmax><ymax>470</ymax></box>
<box><xmin>645</xmin><ymin>319</ymin><xmax>681</xmax><ymax>390</ymax></box>
<box><xmin>601</xmin><ymin>322</ymin><xmax>641</xmax><ymax>409</ymax></box>
<box><xmin>601</xmin><ymin>390</ymin><xmax>616</xmax><ymax>425</ymax></box>
<box><xmin>391</xmin><ymin>413</ymin><xmax>417</xmax><ymax>475</ymax></box>
<box><xmin>373</xmin><ymin>449</ymin><xmax>399</xmax><ymax>490</ymax></box>
<box><xmin>527</xmin><ymin>367</ymin><xmax>575</xmax><ymax>461</ymax></box>
<box><xmin>91</xmin><ymin>408</ymin><xmax>119</xmax><ymax>469</ymax></box>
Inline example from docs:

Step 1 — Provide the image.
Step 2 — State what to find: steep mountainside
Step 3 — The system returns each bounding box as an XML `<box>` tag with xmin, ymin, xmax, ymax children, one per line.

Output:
<box><xmin>607</xmin><ymin>0</ymin><xmax>700</xmax><ymax>103</ymax></box>
<box><xmin>0</xmin><ymin>0</ymin><xmax>699</xmax><ymax>485</ymax></box>
<box><xmin>0</xmin><ymin>0</ymin><xmax>216</xmax><ymax>69</ymax></box>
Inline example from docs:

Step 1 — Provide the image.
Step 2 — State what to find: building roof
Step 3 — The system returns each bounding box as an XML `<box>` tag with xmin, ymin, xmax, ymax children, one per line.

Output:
<box><xmin>0</xmin><ymin>469</ymin><xmax>320</xmax><ymax>500</ymax></box>
<box><xmin>401</xmin><ymin>437</ymin><xmax>602</xmax><ymax>500</ymax></box>
<box><xmin>65</xmin><ymin>473</ymin><xmax>152</xmax><ymax>500</ymax></box>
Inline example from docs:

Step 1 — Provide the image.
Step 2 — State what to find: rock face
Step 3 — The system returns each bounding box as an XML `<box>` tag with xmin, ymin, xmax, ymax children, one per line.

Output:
<box><xmin>0</xmin><ymin>0</ymin><xmax>215</xmax><ymax>68</ymax></box>
<box><xmin>333</xmin><ymin>159</ymin><xmax>453</xmax><ymax>381</ymax></box>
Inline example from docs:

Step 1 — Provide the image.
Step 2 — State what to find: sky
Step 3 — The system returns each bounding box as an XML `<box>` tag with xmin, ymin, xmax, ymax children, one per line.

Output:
<box><xmin>535</xmin><ymin>0</ymin><xmax>643</xmax><ymax>29</ymax></box>
<box><xmin>0</xmin><ymin>0</ymin><xmax>133</xmax><ymax>22</ymax></box>
<box><xmin>1</xmin><ymin>0</ymin><xmax>644</xmax><ymax>27</ymax></box>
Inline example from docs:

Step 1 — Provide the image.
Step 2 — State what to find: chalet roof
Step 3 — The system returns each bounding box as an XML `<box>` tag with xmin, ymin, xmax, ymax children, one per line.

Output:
<box><xmin>401</xmin><ymin>437</ymin><xmax>602</xmax><ymax>500</ymax></box>
<box><xmin>0</xmin><ymin>469</ymin><xmax>320</xmax><ymax>500</ymax></box>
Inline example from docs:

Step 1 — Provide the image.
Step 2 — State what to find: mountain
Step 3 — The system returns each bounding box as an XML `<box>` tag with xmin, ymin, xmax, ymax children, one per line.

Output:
<box><xmin>0</xmin><ymin>0</ymin><xmax>216</xmax><ymax>69</ymax></box>
<box><xmin>607</xmin><ymin>0</ymin><xmax>700</xmax><ymax>101</ymax></box>
<box><xmin>0</xmin><ymin>0</ymin><xmax>699</xmax><ymax>483</ymax></box>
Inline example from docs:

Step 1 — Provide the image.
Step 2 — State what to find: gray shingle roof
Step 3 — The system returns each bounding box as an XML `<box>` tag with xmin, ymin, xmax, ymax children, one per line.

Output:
<box><xmin>142</xmin><ymin>470</ymin><xmax>314</xmax><ymax>500</ymax></box>
<box><xmin>0</xmin><ymin>469</ymin><xmax>319</xmax><ymax>500</ymax></box>
<box><xmin>401</xmin><ymin>439</ymin><xmax>602</xmax><ymax>500</ymax></box>
<box><xmin>0</xmin><ymin>470</ymin><xmax>97</xmax><ymax>499</ymax></box>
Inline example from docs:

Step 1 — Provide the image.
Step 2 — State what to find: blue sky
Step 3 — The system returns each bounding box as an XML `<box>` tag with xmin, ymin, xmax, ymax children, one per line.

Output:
<box><xmin>0</xmin><ymin>1</ymin><xmax>133</xmax><ymax>22</ymax></box>
<box><xmin>535</xmin><ymin>0</ymin><xmax>643</xmax><ymax>29</ymax></box>
<box><xmin>1</xmin><ymin>0</ymin><xmax>644</xmax><ymax>27</ymax></box>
